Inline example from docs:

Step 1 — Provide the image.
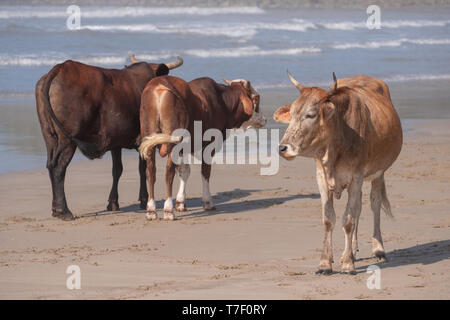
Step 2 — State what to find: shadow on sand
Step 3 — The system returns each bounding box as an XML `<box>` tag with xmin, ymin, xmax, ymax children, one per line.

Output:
<box><xmin>79</xmin><ymin>187</ymin><xmax>320</xmax><ymax>219</ymax></box>
<box><xmin>353</xmin><ymin>239</ymin><xmax>450</xmax><ymax>273</ymax></box>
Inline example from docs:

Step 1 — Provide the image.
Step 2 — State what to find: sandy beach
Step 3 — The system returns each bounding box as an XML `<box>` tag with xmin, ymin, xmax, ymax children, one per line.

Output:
<box><xmin>0</xmin><ymin>119</ymin><xmax>449</xmax><ymax>299</ymax></box>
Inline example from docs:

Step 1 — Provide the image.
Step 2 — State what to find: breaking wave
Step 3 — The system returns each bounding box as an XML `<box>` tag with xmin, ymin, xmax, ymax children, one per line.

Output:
<box><xmin>0</xmin><ymin>6</ymin><xmax>265</xmax><ymax>19</ymax></box>
<box><xmin>295</xmin><ymin>18</ymin><xmax>450</xmax><ymax>30</ymax></box>
<box><xmin>254</xmin><ymin>74</ymin><xmax>450</xmax><ymax>89</ymax></box>
<box><xmin>330</xmin><ymin>38</ymin><xmax>450</xmax><ymax>49</ymax></box>
<box><xmin>0</xmin><ymin>46</ymin><xmax>321</xmax><ymax>67</ymax></box>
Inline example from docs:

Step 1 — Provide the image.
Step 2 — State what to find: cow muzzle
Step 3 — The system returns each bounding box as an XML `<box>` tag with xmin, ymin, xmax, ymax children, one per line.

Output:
<box><xmin>279</xmin><ymin>144</ymin><xmax>297</xmax><ymax>160</ymax></box>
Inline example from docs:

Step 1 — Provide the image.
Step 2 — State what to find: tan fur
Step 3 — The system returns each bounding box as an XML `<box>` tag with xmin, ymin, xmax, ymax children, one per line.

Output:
<box><xmin>275</xmin><ymin>73</ymin><xmax>402</xmax><ymax>274</ymax></box>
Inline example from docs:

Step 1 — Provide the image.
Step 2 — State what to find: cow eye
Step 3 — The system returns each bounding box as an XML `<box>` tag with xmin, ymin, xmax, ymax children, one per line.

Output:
<box><xmin>305</xmin><ymin>113</ymin><xmax>316</xmax><ymax>119</ymax></box>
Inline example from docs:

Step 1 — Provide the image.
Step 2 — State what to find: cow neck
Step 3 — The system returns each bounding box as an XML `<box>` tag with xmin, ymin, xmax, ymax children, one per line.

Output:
<box><xmin>316</xmin><ymin>114</ymin><xmax>345</xmax><ymax>194</ymax></box>
<box><xmin>220</xmin><ymin>85</ymin><xmax>246</xmax><ymax>129</ymax></box>
<box><xmin>125</xmin><ymin>63</ymin><xmax>154</xmax><ymax>92</ymax></box>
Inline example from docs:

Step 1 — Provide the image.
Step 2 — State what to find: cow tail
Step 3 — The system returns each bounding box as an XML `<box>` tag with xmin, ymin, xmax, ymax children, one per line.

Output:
<box><xmin>138</xmin><ymin>134</ymin><xmax>182</xmax><ymax>160</ymax></box>
<box><xmin>41</xmin><ymin>64</ymin><xmax>100</xmax><ymax>160</ymax></box>
<box><xmin>380</xmin><ymin>178</ymin><xmax>394</xmax><ymax>219</ymax></box>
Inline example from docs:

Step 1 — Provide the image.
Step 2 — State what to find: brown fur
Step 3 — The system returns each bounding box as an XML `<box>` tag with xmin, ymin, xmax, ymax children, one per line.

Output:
<box><xmin>139</xmin><ymin>76</ymin><xmax>262</xmax><ymax>217</ymax></box>
<box><xmin>36</xmin><ymin>58</ymin><xmax>182</xmax><ymax>220</ymax></box>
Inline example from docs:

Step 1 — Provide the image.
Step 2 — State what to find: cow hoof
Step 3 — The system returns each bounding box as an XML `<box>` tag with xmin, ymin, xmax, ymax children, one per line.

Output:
<box><xmin>342</xmin><ymin>270</ymin><xmax>357</xmax><ymax>275</ymax></box>
<box><xmin>139</xmin><ymin>200</ymin><xmax>147</xmax><ymax>210</ymax></box>
<box><xmin>315</xmin><ymin>269</ymin><xmax>332</xmax><ymax>275</ymax></box>
<box><xmin>145</xmin><ymin>212</ymin><xmax>157</xmax><ymax>221</ymax></box>
<box><xmin>107</xmin><ymin>201</ymin><xmax>120</xmax><ymax>212</ymax></box>
<box><xmin>175</xmin><ymin>201</ymin><xmax>186</xmax><ymax>212</ymax></box>
<box><xmin>163</xmin><ymin>212</ymin><xmax>175</xmax><ymax>221</ymax></box>
<box><xmin>52</xmin><ymin>210</ymin><xmax>75</xmax><ymax>221</ymax></box>
<box><xmin>341</xmin><ymin>264</ymin><xmax>356</xmax><ymax>275</ymax></box>
<box><xmin>374</xmin><ymin>251</ymin><xmax>388</xmax><ymax>262</ymax></box>
<box><xmin>202</xmin><ymin>202</ymin><xmax>216</xmax><ymax>211</ymax></box>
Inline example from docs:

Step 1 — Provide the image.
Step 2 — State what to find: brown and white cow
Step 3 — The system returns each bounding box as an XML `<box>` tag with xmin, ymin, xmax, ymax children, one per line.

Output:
<box><xmin>274</xmin><ymin>71</ymin><xmax>402</xmax><ymax>274</ymax></box>
<box><xmin>138</xmin><ymin>76</ymin><xmax>265</xmax><ymax>221</ymax></box>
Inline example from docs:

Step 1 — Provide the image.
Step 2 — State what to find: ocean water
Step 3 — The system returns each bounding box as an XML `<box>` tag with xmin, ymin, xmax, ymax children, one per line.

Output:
<box><xmin>0</xmin><ymin>5</ymin><xmax>449</xmax><ymax>173</ymax></box>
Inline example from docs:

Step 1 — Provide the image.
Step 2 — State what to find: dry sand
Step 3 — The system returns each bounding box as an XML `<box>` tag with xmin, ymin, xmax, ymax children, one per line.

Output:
<box><xmin>0</xmin><ymin>120</ymin><xmax>449</xmax><ymax>299</ymax></box>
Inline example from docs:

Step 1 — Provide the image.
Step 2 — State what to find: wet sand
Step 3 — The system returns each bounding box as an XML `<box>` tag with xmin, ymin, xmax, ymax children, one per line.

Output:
<box><xmin>0</xmin><ymin>119</ymin><xmax>449</xmax><ymax>299</ymax></box>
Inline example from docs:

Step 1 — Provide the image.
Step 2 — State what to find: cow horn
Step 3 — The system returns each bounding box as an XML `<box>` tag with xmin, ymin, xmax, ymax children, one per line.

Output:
<box><xmin>166</xmin><ymin>56</ymin><xmax>183</xmax><ymax>70</ymax></box>
<box><xmin>327</xmin><ymin>72</ymin><xmax>338</xmax><ymax>95</ymax></box>
<box><xmin>287</xmin><ymin>70</ymin><xmax>304</xmax><ymax>91</ymax></box>
<box><xmin>130</xmin><ymin>54</ymin><xmax>139</xmax><ymax>64</ymax></box>
<box><xmin>222</xmin><ymin>78</ymin><xmax>232</xmax><ymax>85</ymax></box>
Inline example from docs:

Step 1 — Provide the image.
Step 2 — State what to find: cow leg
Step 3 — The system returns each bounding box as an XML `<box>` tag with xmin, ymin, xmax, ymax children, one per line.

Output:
<box><xmin>201</xmin><ymin>162</ymin><xmax>215</xmax><ymax>211</ymax></box>
<box><xmin>352</xmin><ymin>206</ymin><xmax>361</xmax><ymax>257</ymax></box>
<box><xmin>175</xmin><ymin>163</ymin><xmax>190</xmax><ymax>212</ymax></box>
<box><xmin>138</xmin><ymin>156</ymin><xmax>148</xmax><ymax>210</ymax></box>
<box><xmin>163</xmin><ymin>152</ymin><xmax>176</xmax><ymax>220</ymax></box>
<box><xmin>340</xmin><ymin>177</ymin><xmax>363</xmax><ymax>274</ymax></box>
<box><xmin>107</xmin><ymin>148</ymin><xmax>122</xmax><ymax>211</ymax></box>
<box><xmin>370</xmin><ymin>174</ymin><xmax>387</xmax><ymax>261</ymax></box>
<box><xmin>49</xmin><ymin>141</ymin><xmax>76</xmax><ymax>220</ymax></box>
<box><xmin>315</xmin><ymin>161</ymin><xmax>336</xmax><ymax>275</ymax></box>
<box><xmin>145</xmin><ymin>148</ymin><xmax>157</xmax><ymax>221</ymax></box>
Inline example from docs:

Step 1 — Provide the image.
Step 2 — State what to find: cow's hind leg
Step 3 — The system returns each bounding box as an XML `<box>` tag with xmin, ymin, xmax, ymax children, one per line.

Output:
<box><xmin>315</xmin><ymin>161</ymin><xmax>336</xmax><ymax>275</ymax></box>
<box><xmin>107</xmin><ymin>148</ymin><xmax>122</xmax><ymax>211</ymax></box>
<box><xmin>145</xmin><ymin>147</ymin><xmax>157</xmax><ymax>220</ymax></box>
<box><xmin>370</xmin><ymin>174</ymin><xmax>388</xmax><ymax>261</ymax></box>
<box><xmin>201</xmin><ymin>162</ymin><xmax>215</xmax><ymax>211</ymax></box>
<box><xmin>175</xmin><ymin>163</ymin><xmax>190</xmax><ymax>212</ymax></box>
<box><xmin>163</xmin><ymin>151</ymin><xmax>176</xmax><ymax>220</ymax></box>
<box><xmin>352</xmin><ymin>205</ymin><xmax>361</xmax><ymax>258</ymax></box>
<box><xmin>138</xmin><ymin>156</ymin><xmax>148</xmax><ymax>210</ymax></box>
<box><xmin>340</xmin><ymin>177</ymin><xmax>363</xmax><ymax>275</ymax></box>
<box><xmin>48</xmin><ymin>139</ymin><xmax>76</xmax><ymax>220</ymax></box>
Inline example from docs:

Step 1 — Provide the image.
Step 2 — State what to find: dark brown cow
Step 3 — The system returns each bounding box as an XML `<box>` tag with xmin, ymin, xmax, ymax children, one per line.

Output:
<box><xmin>138</xmin><ymin>76</ymin><xmax>265</xmax><ymax>221</ymax></box>
<box><xmin>35</xmin><ymin>56</ymin><xmax>183</xmax><ymax>220</ymax></box>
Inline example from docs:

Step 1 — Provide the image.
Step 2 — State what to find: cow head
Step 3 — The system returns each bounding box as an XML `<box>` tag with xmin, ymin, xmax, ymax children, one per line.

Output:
<box><xmin>129</xmin><ymin>54</ymin><xmax>183</xmax><ymax>76</ymax></box>
<box><xmin>275</xmin><ymin>71</ymin><xmax>339</xmax><ymax>159</ymax></box>
<box><xmin>222</xmin><ymin>78</ymin><xmax>266</xmax><ymax>130</ymax></box>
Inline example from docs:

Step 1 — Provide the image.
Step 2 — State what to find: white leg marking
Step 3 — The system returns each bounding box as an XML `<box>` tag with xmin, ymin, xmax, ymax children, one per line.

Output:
<box><xmin>145</xmin><ymin>199</ymin><xmax>157</xmax><ymax>220</ymax></box>
<box><xmin>146</xmin><ymin>199</ymin><xmax>156</xmax><ymax>212</ymax></box>
<box><xmin>163</xmin><ymin>197</ymin><xmax>175</xmax><ymax>220</ymax></box>
<box><xmin>164</xmin><ymin>197</ymin><xmax>173</xmax><ymax>212</ymax></box>
<box><xmin>176</xmin><ymin>164</ymin><xmax>190</xmax><ymax>211</ymax></box>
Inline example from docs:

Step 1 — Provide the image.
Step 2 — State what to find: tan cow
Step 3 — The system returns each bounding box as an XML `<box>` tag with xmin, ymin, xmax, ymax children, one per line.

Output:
<box><xmin>274</xmin><ymin>71</ymin><xmax>402</xmax><ymax>274</ymax></box>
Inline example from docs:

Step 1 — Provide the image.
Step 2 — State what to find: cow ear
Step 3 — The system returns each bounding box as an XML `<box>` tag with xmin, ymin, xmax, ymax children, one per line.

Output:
<box><xmin>273</xmin><ymin>104</ymin><xmax>291</xmax><ymax>123</ymax></box>
<box><xmin>154</xmin><ymin>64</ymin><xmax>169</xmax><ymax>76</ymax></box>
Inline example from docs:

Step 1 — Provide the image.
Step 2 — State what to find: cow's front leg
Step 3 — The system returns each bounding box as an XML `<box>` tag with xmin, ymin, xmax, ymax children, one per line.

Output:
<box><xmin>201</xmin><ymin>162</ymin><xmax>215</xmax><ymax>210</ymax></box>
<box><xmin>163</xmin><ymin>153</ymin><xmax>176</xmax><ymax>220</ymax></box>
<box><xmin>340</xmin><ymin>177</ymin><xmax>363</xmax><ymax>275</ymax></box>
<box><xmin>107</xmin><ymin>148</ymin><xmax>123</xmax><ymax>212</ymax></box>
<box><xmin>175</xmin><ymin>163</ymin><xmax>190</xmax><ymax>212</ymax></box>
<box><xmin>315</xmin><ymin>160</ymin><xmax>336</xmax><ymax>275</ymax></box>
<box><xmin>145</xmin><ymin>148</ymin><xmax>157</xmax><ymax>221</ymax></box>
